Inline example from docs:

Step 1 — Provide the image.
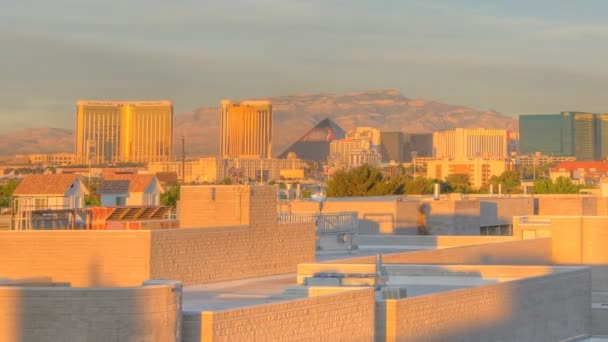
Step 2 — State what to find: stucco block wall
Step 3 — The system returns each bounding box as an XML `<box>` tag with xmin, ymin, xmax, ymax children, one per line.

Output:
<box><xmin>331</xmin><ymin>238</ymin><xmax>552</xmax><ymax>266</ymax></box>
<box><xmin>479</xmin><ymin>197</ymin><xmax>534</xmax><ymax>227</ymax></box>
<box><xmin>182</xmin><ymin>288</ymin><xmax>375</xmax><ymax>342</ymax></box>
<box><xmin>379</xmin><ymin>268</ymin><xmax>591</xmax><ymax>342</ymax></box>
<box><xmin>535</xmin><ymin>196</ymin><xmax>599</xmax><ymax>216</ymax></box>
<box><xmin>514</xmin><ymin>215</ymin><xmax>608</xmax><ymax>291</ymax></box>
<box><xmin>180</xmin><ymin>185</ymin><xmax>278</xmax><ymax>229</ymax></box>
<box><xmin>355</xmin><ymin>235</ymin><xmax>513</xmax><ymax>248</ymax></box>
<box><xmin>180</xmin><ymin>186</ymin><xmax>251</xmax><ymax>227</ymax></box>
<box><xmin>0</xmin><ymin>231</ymin><xmax>151</xmax><ymax>287</ymax></box>
<box><xmin>381</xmin><ymin>238</ymin><xmax>552</xmax><ymax>265</ymax></box>
<box><xmin>0</xmin><ymin>282</ymin><xmax>181</xmax><ymax>342</ymax></box>
<box><xmin>288</xmin><ymin>200</ymin><xmax>398</xmax><ymax>234</ymax></box>
<box><xmin>0</xmin><ymin>224</ymin><xmax>315</xmax><ymax>287</ymax></box>
<box><xmin>150</xmin><ymin>223</ymin><xmax>316</xmax><ymax>285</ymax></box>
<box><xmin>592</xmin><ymin>305</ymin><xmax>608</xmax><ymax>336</ymax></box>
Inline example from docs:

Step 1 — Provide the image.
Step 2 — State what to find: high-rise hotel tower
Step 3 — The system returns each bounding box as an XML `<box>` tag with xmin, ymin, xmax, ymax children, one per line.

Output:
<box><xmin>433</xmin><ymin>128</ymin><xmax>508</xmax><ymax>160</ymax></box>
<box><xmin>76</xmin><ymin>101</ymin><xmax>173</xmax><ymax>164</ymax></box>
<box><xmin>220</xmin><ymin>100</ymin><xmax>272</xmax><ymax>159</ymax></box>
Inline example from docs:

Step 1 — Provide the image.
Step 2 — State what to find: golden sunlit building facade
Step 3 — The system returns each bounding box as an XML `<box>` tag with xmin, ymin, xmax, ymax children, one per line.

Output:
<box><xmin>76</xmin><ymin>101</ymin><xmax>173</xmax><ymax>164</ymax></box>
<box><xmin>220</xmin><ymin>100</ymin><xmax>272</xmax><ymax>159</ymax></box>
<box><xmin>433</xmin><ymin>128</ymin><xmax>508</xmax><ymax>160</ymax></box>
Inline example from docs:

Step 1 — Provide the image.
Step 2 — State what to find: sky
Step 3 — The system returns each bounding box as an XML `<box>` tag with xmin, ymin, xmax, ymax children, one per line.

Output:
<box><xmin>1</xmin><ymin>0</ymin><xmax>608</xmax><ymax>133</ymax></box>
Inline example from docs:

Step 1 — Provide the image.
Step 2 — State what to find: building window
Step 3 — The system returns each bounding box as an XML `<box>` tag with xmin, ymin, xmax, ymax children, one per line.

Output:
<box><xmin>34</xmin><ymin>198</ymin><xmax>48</xmax><ymax>210</ymax></box>
<box><xmin>115</xmin><ymin>197</ymin><xmax>126</xmax><ymax>206</ymax></box>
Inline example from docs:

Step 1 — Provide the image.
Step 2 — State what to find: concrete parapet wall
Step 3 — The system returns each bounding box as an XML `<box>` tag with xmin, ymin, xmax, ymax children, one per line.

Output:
<box><xmin>356</xmin><ymin>235</ymin><xmax>513</xmax><ymax>248</ymax></box>
<box><xmin>331</xmin><ymin>238</ymin><xmax>552</xmax><ymax>265</ymax></box>
<box><xmin>535</xmin><ymin>196</ymin><xmax>604</xmax><ymax>216</ymax></box>
<box><xmin>180</xmin><ymin>185</ymin><xmax>278</xmax><ymax>229</ymax></box>
<box><xmin>291</xmin><ymin>197</ymin><xmax>534</xmax><ymax>235</ymax></box>
<box><xmin>182</xmin><ymin>288</ymin><xmax>375</xmax><ymax>342</ymax></box>
<box><xmin>0</xmin><ymin>280</ymin><xmax>181</xmax><ymax>342</ymax></box>
<box><xmin>0</xmin><ymin>230</ymin><xmax>151</xmax><ymax>287</ymax></box>
<box><xmin>479</xmin><ymin>197</ymin><xmax>534</xmax><ymax>227</ymax></box>
<box><xmin>378</xmin><ymin>267</ymin><xmax>591</xmax><ymax>342</ymax></box>
<box><xmin>150</xmin><ymin>223</ymin><xmax>316</xmax><ymax>285</ymax></box>
<box><xmin>381</xmin><ymin>238</ymin><xmax>552</xmax><ymax>265</ymax></box>
<box><xmin>514</xmin><ymin>215</ymin><xmax>608</xmax><ymax>292</ymax></box>
<box><xmin>592</xmin><ymin>305</ymin><xmax>608</xmax><ymax>336</ymax></box>
<box><xmin>0</xmin><ymin>222</ymin><xmax>315</xmax><ymax>287</ymax></box>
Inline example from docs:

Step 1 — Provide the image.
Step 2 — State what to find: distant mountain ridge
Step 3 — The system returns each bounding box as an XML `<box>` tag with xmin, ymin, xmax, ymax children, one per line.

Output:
<box><xmin>0</xmin><ymin>90</ymin><xmax>517</xmax><ymax>157</ymax></box>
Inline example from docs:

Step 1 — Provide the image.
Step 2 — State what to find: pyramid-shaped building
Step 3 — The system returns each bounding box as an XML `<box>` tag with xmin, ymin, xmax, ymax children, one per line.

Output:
<box><xmin>278</xmin><ymin>118</ymin><xmax>345</xmax><ymax>161</ymax></box>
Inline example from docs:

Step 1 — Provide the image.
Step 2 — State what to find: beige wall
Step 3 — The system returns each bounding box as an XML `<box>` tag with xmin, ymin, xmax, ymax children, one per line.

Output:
<box><xmin>0</xmin><ymin>231</ymin><xmax>151</xmax><ymax>287</ymax></box>
<box><xmin>0</xmin><ymin>281</ymin><xmax>181</xmax><ymax>342</ymax></box>
<box><xmin>382</xmin><ymin>238</ymin><xmax>552</xmax><ymax>265</ymax></box>
<box><xmin>288</xmin><ymin>200</ymin><xmax>398</xmax><ymax>235</ymax></box>
<box><xmin>182</xmin><ymin>288</ymin><xmax>375</xmax><ymax>342</ymax></box>
<box><xmin>150</xmin><ymin>223</ymin><xmax>316</xmax><ymax>286</ymax></box>
<box><xmin>379</xmin><ymin>268</ymin><xmax>590</xmax><ymax>342</ymax></box>
<box><xmin>534</xmin><ymin>195</ymin><xmax>608</xmax><ymax>216</ymax></box>
<box><xmin>513</xmin><ymin>216</ymin><xmax>608</xmax><ymax>265</ymax></box>
<box><xmin>330</xmin><ymin>238</ymin><xmax>552</xmax><ymax>266</ymax></box>
<box><xmin>356</xmin><ymin>235</ymin><xmax>513</xmax><ymax>248</ymax></box>
<box><xmin>180</xmin><ymin>185</ymin><xmax>252</xmax><ymax>227</ymax></box>
<box><xmin>291</xmin><ymin>197</ymin><xmax>531</xmax><ymax>236</ymax></box>
<box><xmin>479</xmin><ymin>197</ymin><xmax>534</xmax><ymax>227</ymax></box>
<box><xmin>0</xmin><ymin>221</ymin><xmax>315</xmax><ymax>287</ymax></box>
<box><xmin>513</xmin><ymin>215</ymin><xmax>608</xmax><ymax>292</ymax></box>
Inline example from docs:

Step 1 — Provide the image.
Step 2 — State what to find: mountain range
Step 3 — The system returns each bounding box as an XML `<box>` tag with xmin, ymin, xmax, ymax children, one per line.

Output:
<box><xmin>0</xmin><ymin>90</ymin><xmax>517</xmax><ymax>157</ymax></box>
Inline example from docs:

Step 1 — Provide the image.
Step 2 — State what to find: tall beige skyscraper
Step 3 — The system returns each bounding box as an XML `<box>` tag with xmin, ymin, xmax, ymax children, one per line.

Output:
<box><xmin>76</xmin><ymin>101</ymin><xmax>173</xmax><ymax>164</ymax></box>
<box><xmin>220</xmin><ymin>100</ymin><xmax>272</xmax><ymax>159</ymax></box>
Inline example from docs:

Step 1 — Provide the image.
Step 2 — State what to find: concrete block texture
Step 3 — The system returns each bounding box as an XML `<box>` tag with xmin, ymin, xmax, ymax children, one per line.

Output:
<box><xmin>379</xmin><ymin>267</ymin><xmax>591</xmax><ymax>342</ymax></box>
<box><xmin>0</xmin><ymin>281</ymin><xmax>181</xmax><ymax>342</ymax></box>
<box><xmin>0</xmin><ymin>230</ymin><xmax>151</xmax><ymax>287</ymax></box>
<box><xmin>182</xmin><ymin>288</ymin><xmax>375</xmax><ymax>342</ymax></box>
<box><xmin>150</xmin><ymin>224</ymin><xmax>316</xmax><ymax>285</ymax></box>
<box><xmin>330</xmin><ymin>238</ymin><xmax>552</xmax><ymax>266</ymax></box>
<box><xmin>180</xmin><ymin>185</ymin><xmax>278</xmax><ymax>229</ymax></box>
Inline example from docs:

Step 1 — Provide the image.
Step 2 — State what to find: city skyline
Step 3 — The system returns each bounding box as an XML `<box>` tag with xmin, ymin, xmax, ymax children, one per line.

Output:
<box><xmin>2</xmin><ymin>1</ymin><xmax>608</xmax><ymax>133</ymax></box>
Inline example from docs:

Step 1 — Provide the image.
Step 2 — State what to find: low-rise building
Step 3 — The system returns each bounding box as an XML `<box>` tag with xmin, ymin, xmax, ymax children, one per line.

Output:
<box><xmin>550</xmin><ymin>161</ymin><xmax>608</xmax><ymax>185</ymax></box>
<box><xmin>12</xmin><ymin>174</ymin><xmax>88</xmax><ymax>210</ymax></box>
<box><xmin>100</xmin><ymin>174</ymin><xmax>163</xmax><ymax>206</ymax></box>
<box><xmin>425</xmin><ymin>158</ymin><xmax>507</xmax><ymax>189</ymax></box>
<box><xmin>148</xmin><ymin>155</ymin><xmax>308</xmax><ymax>183</ymax></box>
<box><xmin>329</xmin><ymin>139</ymin><xmax>381</xmax><ymax>169</ymax></box>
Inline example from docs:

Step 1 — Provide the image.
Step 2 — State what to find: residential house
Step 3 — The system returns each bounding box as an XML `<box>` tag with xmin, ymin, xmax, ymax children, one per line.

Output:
<box><xmin>99</xmin><ymin>174</ymin><xmax>163</xmax><ymax>206</ymax></box>
<box><xmin>12</xmin><ymin>174</ymin><xmax>88</xmax><ymax>210</ymax></box>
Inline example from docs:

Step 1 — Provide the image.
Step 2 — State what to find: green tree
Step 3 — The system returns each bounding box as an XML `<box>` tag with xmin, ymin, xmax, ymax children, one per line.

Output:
<box><xmin>405</xmin><ymin>177</ymin><xmax>435</xmax><ymax>195</ymax></box>
<box><xmin>532</xmin><ymin>177</ymin><xmax>580</xmax><ymax>194</ymax></box>
<box><xmin>220</xmin><ymin>177</ymin><xmax>233</xmax><ymax>185</ymax></box>
<box><xmin>445</xmin><ymin>174</ymin><xmax>472</xmax><ymax>193</ymax></box>
<box><xmin>0</xmin><ymin>180</ymin><xmax>20</xmax><ymax>207</ymax></box>
<box><xmin>327</xmin><ymin>165</ymin><xmax>389</xmax><ymax>197</ymax></box>
<box><xmin>553</xmin><ymin>176</ymin><xmax>581</xmax><ymax>193</ymax></box>
<box><xmin>161</xmin><ymin>183</ymin><xmax>180</xmax><ymax>207</ymax></box>
<box><xmin>84</xmin><ymin>178</ymin><xmax>101</xmax><ymax>206</ymax></box>
<box><xmin>482</xmin><ymin>170</ymin><xmax>522</xmax><ymax>194</ymax></box>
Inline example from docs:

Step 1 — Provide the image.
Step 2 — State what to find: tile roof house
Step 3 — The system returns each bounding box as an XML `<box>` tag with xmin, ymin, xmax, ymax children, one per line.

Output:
<box><xmin>550</xmin><ymin>161</ymin><xmax>608</xmax><ymax>184</ymax></box>
<box><xmin>99</xmin><ymin>174</ymin><xmax>163</xmax><ymax>206</ymax></box>
<box><xmin>12</xmin><ymin>174</ymin><xmax>89</xmax><ymax>210</ymax></box>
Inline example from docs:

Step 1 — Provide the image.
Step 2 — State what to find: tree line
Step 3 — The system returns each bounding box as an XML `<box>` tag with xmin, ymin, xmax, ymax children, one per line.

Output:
<box><xmin>327</xmin><ymin>164</ymin><xmax>586</xmax><ymax>197</ymax></box>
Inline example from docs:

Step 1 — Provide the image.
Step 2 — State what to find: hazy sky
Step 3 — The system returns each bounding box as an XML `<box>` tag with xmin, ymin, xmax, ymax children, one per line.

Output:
<box><xmin>1</xmin><ymin>0</ymin><xmax>608</xmax><ymax>133</ymax></box>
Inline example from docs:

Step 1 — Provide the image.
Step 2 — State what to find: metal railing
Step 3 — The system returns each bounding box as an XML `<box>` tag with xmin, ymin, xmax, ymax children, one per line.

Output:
<box><xmin>278</xmin><ymin>211</ymin><xmax>359</xmax><ymax>252</ymax></box>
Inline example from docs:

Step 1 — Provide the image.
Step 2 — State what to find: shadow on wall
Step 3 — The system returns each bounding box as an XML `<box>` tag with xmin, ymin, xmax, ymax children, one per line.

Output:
<box><xmin>359</xmin><ymin>213</ymin><xmax>393</xmax><ymax>234</ymax></box>
<box><xmin>378</xmin><ymin>265</ymin><xmax>590</xmax><ymax>341</ymax></box>
<box><xmin>2</xmin><ymin>279</ymin><xmax>181</xmax><ymax>341</ymax></box>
